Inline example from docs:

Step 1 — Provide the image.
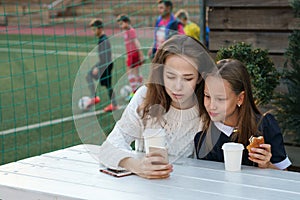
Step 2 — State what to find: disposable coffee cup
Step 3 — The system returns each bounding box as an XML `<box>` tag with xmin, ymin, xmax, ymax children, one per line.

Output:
<box><xmin>222</xmin><ymin>142</ymin><xmax>244</xmax><ymax>171</ymax></box>
<box><xmin>144</xmin><ymin>129</ymin><xmax>166</xmax><ymax>154</ymax></box>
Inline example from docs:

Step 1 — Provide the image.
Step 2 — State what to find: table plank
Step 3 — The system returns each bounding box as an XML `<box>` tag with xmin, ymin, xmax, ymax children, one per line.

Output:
<box><xmin>0</xmin><ymin>173</ymin><xmax>157</xmax><ymax>200</ymax></box>
<box><xmin>173</xmin><ymin>163</ymin><xmax>300</xmax><ymax>192</ymax></box>
<box><xmin>0</xmin><ymin>185</ymin><xmax>81</xmax><ymax>200</ymax></box>
<box><xmin>41</xmin><ymin>148</ymin><xmax>99</xmax><ymax>164</ymax></box>
<box><xmin>0</xmin><ymin>169</ymin><xmax>253</xmax><ymax>200</ymax></box>
<box><xmin>177</xmin><ymin>158</ymin><xmax>300</xmax><ymax>181</ymax></box>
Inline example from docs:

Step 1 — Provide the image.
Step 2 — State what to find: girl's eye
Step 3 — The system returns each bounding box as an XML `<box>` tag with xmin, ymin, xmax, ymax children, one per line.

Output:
<box><xmin>167</xmin><ymin>76</ymin><xmax>175</xmax><ymax>79</ymax></box>
<box><xmin>185</xmin><ymin>78</ymin><xmax>193</xmax><ymax>81</ymax></box>
<box><xmin>217</xmin><ymin>98</ymin><xmax>226</xmax><ymax>101</ymax></box>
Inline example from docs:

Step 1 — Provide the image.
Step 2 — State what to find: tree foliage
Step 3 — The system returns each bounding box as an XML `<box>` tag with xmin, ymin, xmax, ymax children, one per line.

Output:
<box><xmin>273</xmin><ymin>0</ymin><xmax>300</xmax><ymax>143</ymax></box>
<box><xmin>216</xmin><ymin>42</ymin><xmax>280</xmax><ymax>105</ymax></box>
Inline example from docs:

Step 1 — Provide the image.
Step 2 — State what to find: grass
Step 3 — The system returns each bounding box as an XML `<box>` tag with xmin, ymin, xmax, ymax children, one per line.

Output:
<box><xmin>0</xmin><ymin>33</ymin><xmax>152</xmax><ymax>165</ymax></box>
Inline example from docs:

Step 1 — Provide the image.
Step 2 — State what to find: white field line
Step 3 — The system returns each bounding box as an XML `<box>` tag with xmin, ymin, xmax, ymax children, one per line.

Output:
<box><xmin>0</xmin><ymin>47</ymin><xmax>124</xmax><ymax>57</ymax></box>
<box><xmin>0</xmin><ymin>40</ymin><xmax>95</xmax><ymax>48</ymax></box>
<box><xmin>0</xmin><ymin>39</ymin><xmax>125</xmax><ymax>57</ymax></box>
<box><xmin>0</xmin><ymin>47</ymin><xmax>89</xmax><ymax>56</ymax></box>
<box><xmin>0</xmin><ymin>40</ymin><xmax>124</xmax><ymax>49</ymax></box>
<box><xmin>0</xmin><ymin>105</ymin><xmax>127</xmax><ymax>135</ymax></box>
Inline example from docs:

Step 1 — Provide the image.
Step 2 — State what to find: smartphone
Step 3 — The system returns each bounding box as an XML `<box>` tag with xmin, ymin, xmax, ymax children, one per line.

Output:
<box><xmin>148</xmin><ymin>146</ymin><xmax>169</xmax><ymax>165</ymax></box>
<box><xmin>99</xmin><ymin>168</ymin><xmax>132</xmax><ymax>178</ymax></box>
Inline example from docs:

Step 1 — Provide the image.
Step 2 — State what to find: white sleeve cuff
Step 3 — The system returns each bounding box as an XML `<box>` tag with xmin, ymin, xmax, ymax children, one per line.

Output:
<box><xmin>98</xmin><ymin>141</ymin><xmax>135</xmax><ymax>169</ymax></box>
<box><xmin>273</xmin><ymin>157</ymin><xmax>292</xmax><ymax>170</ymax></box>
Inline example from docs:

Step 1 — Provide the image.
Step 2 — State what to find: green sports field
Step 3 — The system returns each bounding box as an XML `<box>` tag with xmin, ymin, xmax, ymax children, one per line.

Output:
<box><xmin>0</xmin><ymin>33</ymin><xmax>152</xmax><ymax>165</ymax></box>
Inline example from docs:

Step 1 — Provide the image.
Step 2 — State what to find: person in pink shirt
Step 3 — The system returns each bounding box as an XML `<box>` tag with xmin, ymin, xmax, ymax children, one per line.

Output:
<box><xmin>117</xmin><ymin>15</ymin><xmax>144</xmax><ymax>99</ymax></box>
<box><xmin>148</xmin><ymin>0</ymin><xmax>185</xmax><ymax>59</ymax></box>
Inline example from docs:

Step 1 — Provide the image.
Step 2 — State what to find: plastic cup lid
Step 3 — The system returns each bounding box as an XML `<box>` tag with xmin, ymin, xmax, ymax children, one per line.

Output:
<box><xmin>222</xmin><ymin>142</ymin><xmax>244</xmax><ymax>151</ymax></box>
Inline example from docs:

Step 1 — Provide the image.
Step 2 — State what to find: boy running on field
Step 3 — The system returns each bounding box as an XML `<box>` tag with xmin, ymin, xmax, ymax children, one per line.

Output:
<box><xmin>86</xmin><ymin>18</ymin><xmax>118</xmax><ymax>112</ymax></box>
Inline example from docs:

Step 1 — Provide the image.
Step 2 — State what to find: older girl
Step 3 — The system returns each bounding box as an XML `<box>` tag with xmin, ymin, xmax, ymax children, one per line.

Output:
<box><xmin>99</xmin><ymin>35</ymin><xmax>214</xmax><ymax>179</ymax></box>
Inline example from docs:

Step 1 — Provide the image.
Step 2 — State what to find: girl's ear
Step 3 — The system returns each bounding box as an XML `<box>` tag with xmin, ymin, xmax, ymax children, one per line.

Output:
<box><xmin>237</xmin><ymin>91</ymin><xmax>245</xmax><ymax>106</ymax></box>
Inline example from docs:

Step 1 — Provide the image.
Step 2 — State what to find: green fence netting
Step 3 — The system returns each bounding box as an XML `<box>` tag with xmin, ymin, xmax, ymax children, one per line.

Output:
<box><xmin>0</xmin><ymin>0</ymin><xmax>203</xmax><ymax>165</ymax></box>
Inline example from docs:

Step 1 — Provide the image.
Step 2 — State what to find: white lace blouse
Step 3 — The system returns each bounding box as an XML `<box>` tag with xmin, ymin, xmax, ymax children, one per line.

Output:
<box><xmin>98</xmin><ymin>86</ymin><xmax>202</xmax><ymax>168</ymax></box>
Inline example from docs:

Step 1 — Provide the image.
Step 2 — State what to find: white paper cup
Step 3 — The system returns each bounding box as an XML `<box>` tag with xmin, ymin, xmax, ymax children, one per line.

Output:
<box><xmin>222</xmin><ymin>142</ymin><xmax>244</xmax><ymax>171</ymax></box>
<box><xmin>144</xmin><ymin>129</ymin><xmax>166</xmax><ymax>154</ymax></box>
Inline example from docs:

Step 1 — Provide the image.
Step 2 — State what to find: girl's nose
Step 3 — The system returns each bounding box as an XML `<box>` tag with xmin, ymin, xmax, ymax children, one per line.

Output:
<box><xmin>174</xmin><ymin>79</ymin><xmax>183</xmax><ymax>91</ymax></box>
<box><xmin>209</xmin><ymin>99</ymin><xmax>217</xmax><ymax>110</ymax></box>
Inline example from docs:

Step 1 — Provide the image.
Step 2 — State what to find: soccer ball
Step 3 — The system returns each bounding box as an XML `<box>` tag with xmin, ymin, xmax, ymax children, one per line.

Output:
<box><xmin>78</xmin><ymin>96</ymin><xmax>91</xmax><ymax>110</ymax></box>
<box><xmin>120</xmin><ymin>85</ymin><xmax>132</xmax><ymax>98</ymax></box>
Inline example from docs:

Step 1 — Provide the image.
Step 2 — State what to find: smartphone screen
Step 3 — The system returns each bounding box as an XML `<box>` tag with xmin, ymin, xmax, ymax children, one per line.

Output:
<box><xmin>148</xmin><ymin>146</ymin><xmax>169</xmax><ymax>165</ymax></box>
<box><xmin>99</xmin><ymin>168</ymin><xmax>132</xmax><ymax>178</ymax></box>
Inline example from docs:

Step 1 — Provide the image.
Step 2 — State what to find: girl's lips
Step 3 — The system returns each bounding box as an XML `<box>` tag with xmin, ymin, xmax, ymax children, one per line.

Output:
<box><xmin>209</xmin><ymin>112</ymin><xmax>218</xmax><ymax>117</ymax></box>
<box><xmin>172</xmin><ymin>93</ymin><xmax>183</xmax><ymax>99</ymax></box>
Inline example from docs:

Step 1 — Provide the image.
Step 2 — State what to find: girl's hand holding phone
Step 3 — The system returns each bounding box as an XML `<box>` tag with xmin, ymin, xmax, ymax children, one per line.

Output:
<box><xmin>139</xmin><ymin>149</ymin><xmax>172</xmax><ymax>179</ymax></box>
<box><xmin>120</xmin><ymin>148</ymin><xmax>173</xmax><ymax>179</ymax></box>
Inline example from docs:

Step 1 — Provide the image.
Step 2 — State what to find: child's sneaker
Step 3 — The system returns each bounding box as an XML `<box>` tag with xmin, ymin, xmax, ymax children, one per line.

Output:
<box><xmin>86</xmin><ymin>96</ymin><xmax>101</xmax><ymax>109</ymax></box>
<box><xmin>103</xmin><ymin>103</ymin><xmax>118</xmax><ymax>112</ymax></box>
<box><xmin>91</xmin><ymin>96</ymin><xmax>101</xmax><ymax>105</ymax></box>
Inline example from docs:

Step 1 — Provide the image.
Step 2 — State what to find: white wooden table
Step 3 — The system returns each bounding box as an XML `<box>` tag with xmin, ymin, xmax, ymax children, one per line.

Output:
<box><xmin>0</xmin><ymin>144</ymin><xmax>299</xmax><ymax>200</ymax></box>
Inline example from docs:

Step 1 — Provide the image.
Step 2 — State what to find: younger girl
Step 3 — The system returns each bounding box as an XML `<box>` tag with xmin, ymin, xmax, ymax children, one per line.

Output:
<box><xmin>195</xmin><ymin>59</ymin><xmax>291</xmax><ymax>170</ymax></box>
<box><xmin>99</xmin><ymin>35</ymin><xmax>215</xmax><ymax>179</ymax></box>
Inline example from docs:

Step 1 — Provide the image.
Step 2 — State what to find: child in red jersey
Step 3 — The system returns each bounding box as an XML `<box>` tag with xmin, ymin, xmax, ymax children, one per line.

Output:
<box><xmin>117</xmin><ymin>15</ymin><xmax>144</xmax><ymax>100</ymax></box>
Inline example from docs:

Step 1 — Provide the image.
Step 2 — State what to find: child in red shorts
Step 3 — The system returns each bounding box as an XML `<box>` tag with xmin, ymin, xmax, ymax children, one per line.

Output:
<box><xmin>117</xmin><ymin>15</ymin><xmax>144</xmax><ymax>99</ymax></box>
